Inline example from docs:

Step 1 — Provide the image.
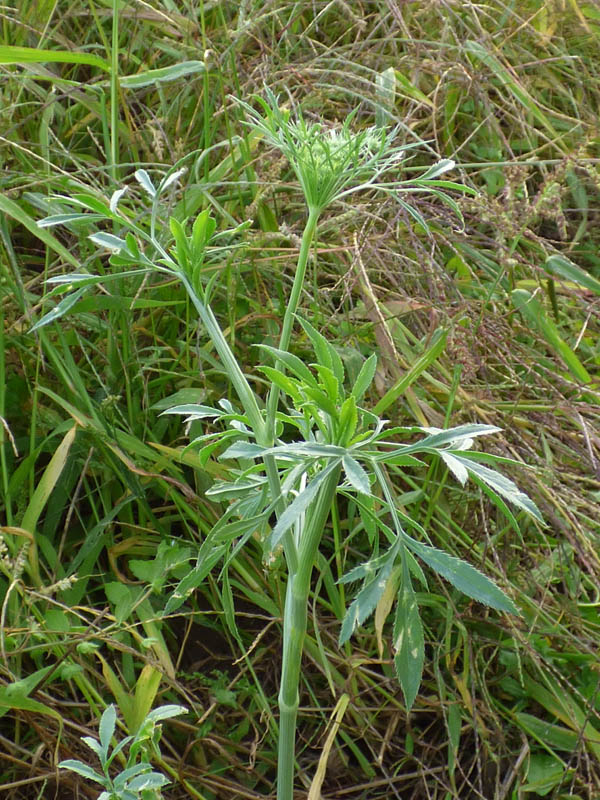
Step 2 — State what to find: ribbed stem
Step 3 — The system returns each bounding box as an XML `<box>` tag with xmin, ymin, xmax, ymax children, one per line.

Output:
<box><xmin>262</xmin><ymin>208</ymin><xmax>320</xmax><ymax>575</ymax></box>
<box><xmin>266</xmin><ymin>207</ymin><xmax>320</xmax><ymax>437</ymax></box>
<box><xmin>276</xmin><ymin>577</ymin><xmax>304</xmax><ymax>799</ymax></box>
<box><xmin>277</xmin><ymin>464</ymin><xmax>341</xmax><ymax>800</ymax></box>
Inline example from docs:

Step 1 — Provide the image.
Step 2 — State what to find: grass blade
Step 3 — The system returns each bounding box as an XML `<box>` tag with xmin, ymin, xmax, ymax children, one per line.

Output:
<box><xmin>0</xmin><ymin>195</ymin><xmax>79</xmax><ymax>267</ymax></box>
<box><xmin>120</xmin><ymin>60</ymin><xmax>205</xmax><ymax>88</ymax></box>
<box><xmin>373</xmin><ymin>329</ymin><xmax>448</xmax><ymax>415</ymax></box>
<box><xmin>545</xmin><ymin>254</ymin><xmax>600</xmax><ymax>297</ymax></box>
<box><xmin>511</xmin><ymin>289</ymin><xmax>592</xmax><ymax>386</ymax></box>
<box><xmin>0</xmin><ymin>45</ymin><xmax>110</xmax><ymax>71</ymax></box>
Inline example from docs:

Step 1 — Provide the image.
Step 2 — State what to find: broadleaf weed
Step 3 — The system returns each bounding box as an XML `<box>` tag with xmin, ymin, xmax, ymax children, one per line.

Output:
<box><xmin>59</xmin><ymin>704</ymin><xmax>186</xmax><ymax>800</ymax></box>
<box><xmin>34</xmin><ymin>90</ymin><xmax>543</xmax><ymax>800</ymax></box>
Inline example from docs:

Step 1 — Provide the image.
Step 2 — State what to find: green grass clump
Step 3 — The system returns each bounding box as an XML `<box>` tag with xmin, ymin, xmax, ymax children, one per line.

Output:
<box><xmin>1</xmin><ymin>1</ymin><xmax>600</xmax><ymax>799</ymax></box>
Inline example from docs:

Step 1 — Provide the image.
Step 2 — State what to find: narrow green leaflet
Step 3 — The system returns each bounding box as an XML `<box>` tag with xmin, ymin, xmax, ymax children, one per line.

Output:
<box><xmin>404</xmin><ymin>536</ymin><xmax>518</xmax><ymax>614</ymax></box>
<box><xmin>190</xmin><ymin>209</ymin><xmax>216</xmax><ymax>259</ymax></box>
<box><xmin>89</xmin><ymin>232</ymin><xmax>130</xmax><ymax>253</ymax></box>
<box><xmin>119</xmin><ymin>60</ymin><xmax>205</xmax><ymax>89</ymax></box>
<box><xmin>373</xmin><ymin>328</ymin><xmax>448</xmax><ymax>415</ymax></box>
<box><xmin>469</xmin><ymin>473</ymin><xmax>521</xmax><ymax>534</ymax></box>
<box><xmin>205</xmin><ymin>475</ymin><xmax>268</xmax><ymax>501</ymax></box>
<box><xmin>219</xmin><ymin>441</ymin><xmax>265</xmax><ymax>460</ymax></box>
<box><xmin>160</xmin><ymin>404</ymin><xmax>223</xmax><ymax>421</ymax></box>
<box><xmin>342</xmin><ymin>455</ymin><xmax>371</xmax><ymax>495</ymax></box>
<box><xmin>337</xmin><ymin>395</ymin><xmax>358</xmax><ymax>445</ymax></box>
<box><xmin>338</xmin><ymin>541</ymin><xmax>400</xmax><ymax>585</ymax></box>
<box><xmin>170</xmin><ymin>217</ymin><xmax>190</xmax><ymax>268</ymax></box>
<box><xmin>30</xmin><ymin>287</ymin><xmax>88</xmax><ymax>332</ymax></box>
<box><xmin>110</xmin><ymin>764</ymin><xmax>149</xmax><ymax>785</ymax></box>
<box><xmin>259</xmin><ymin>366</ymin><xmax>302</xmax><ymax>402</ymax></box>
<box><xmin>160</xmin><ymin>167</ymin><xmax>188</xmax><ymax>193</ymax></box>
<box><xmin>212</xmin><ymin>512</ymin><xmax>269</xmax><ymax>544</ymax></box>
<box><xmin>260</xmin><ymin>442</ymin><xmax>347</xmax><ymax>459</ymax></box>
<box><xmin>256</xmin><ymin>345</ymin><xmax>317</xmax><ymax>386</ymax></box>
<box><xmin>127</xmin><ymin>773</ymin><xmax>170</xmax><ymax>792</ymax></box>
<box><xmin>302</xmin><ymin>384</ymin><xmax>339</xmax><ymax>416</ymax></box>
<box><xmin>269</xmin><ymin>459</ymin><xmax>342</xmax><ymax>551</ymax></box>
<box><xmin>314</xmin><ymin>365</ymin><xmax>340</xmax><ymax>404</ymax></box>
<box><xmin>72</xmin><ymin>193</ymin><xmax>113</xmax><ymax>215</ymax></box>
<box><xmin>351</xmin><ymin>353</ymin><xmax>377</xmax><ymax>402</ymax></box>
<box><xmin>405</xmin><ymin>548</ymin><xmax>428</xmax><ymax>589</ymax></box>
<box><xmin>395</xmin><ymin>196</ymin><xmax>428</xmax><ymax>229</ymax></box>
<box><xmin>339</xmin><ymin>542</ymin><xmax>399</xmax><ymax>644</ymax></box>
<box><xmin>414</xmin><ymin>159</ymin><xmax>456</xmax><ymax>181</ymax></box>
<box><xmin>46</xmin><ymin>269</ymin><xmax>146</xmax><ymax>288</ymax></box>
<box><xmin>163</xmin><ymin>544</ymin><xmax>226</xmax><ymax>616</ymax></box>
<box><xmin>134</xmin><ymin>169</ymin><xmax>157</xmax><ymax>197</ymax></box>
<box><xmin>439</xmin><ymin>451</ymin><xmax>469</xmax><ymax>485</ymax></box>
<box><xmin>449</xmin><ymin>452</ymin><xmax>544</xmax><ymax>521</ymax></box>
<box><xmin>109</xmin><ymin>187</ymin><xmax>128</xmax><ymax>213</ymax></box>
<box><xmin>393</xmin><ymin>560</ymin><xmax>424</xmax><ymax>710</ymax></box>
<box><xmin>38</xmin><ymin>213</ymin><xmax>104</xmax><ymax>227</ymax></box>
<box><xmin>144</xmin><ymin>705</ymin><xmax>187</xmax><ymax>724</ymax></box>
<box><xmin>57</xmin><ymin>761</ymin><xmax>105</xmax><ymax>784</ymax></box>
<box><xmin>397</xmin><ymin>423</ymin><xmax>502</xmax><ymax>455</ymax></box>
<box><xmin>98</xmin><ymin>705</ymin><xmax>117</xmax><ymax>763</ymax></box>
<box><xmin>298</xmin><ymin>316</ymin><xmax>344</xmax><ymax>383</ymax></box>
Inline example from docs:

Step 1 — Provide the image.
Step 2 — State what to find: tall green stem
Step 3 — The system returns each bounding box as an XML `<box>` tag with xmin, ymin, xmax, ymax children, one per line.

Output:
<box><xmin>262</xmin><ymin>208</ymin><xmax>320</xmax><ymax>575</ymax></box>
<box><xmin>183</xmin><ymin>207</ymin><xmax>330</xmax><ymax>797</ymax></box>
<box><xmin>110</xmin><ymin>0</ymin><xmax>119</xmax><ymax>184</ymax></box>
<box><xmin>266</xmin><ymin>207</ymin><xmax>320</xmax><ymax>438</ymax></box>
<box><xmin>277</xmin><ymin>464</ymin><xmax>341</xmax><ymax>800</ymax></box>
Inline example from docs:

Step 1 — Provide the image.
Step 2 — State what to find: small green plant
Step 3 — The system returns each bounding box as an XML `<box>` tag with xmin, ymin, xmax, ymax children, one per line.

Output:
<box><xmin>59</xmin><ymin>704</ymin><xmax>186</xmax><ymax>800</ymax></box>
<box><xmin>36</xmin><ymin>91</ymin><xmax>542</xmax><ymax>800</ymax></box>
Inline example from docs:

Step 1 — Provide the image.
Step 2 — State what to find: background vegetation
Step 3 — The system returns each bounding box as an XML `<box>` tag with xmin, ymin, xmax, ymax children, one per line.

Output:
<box><xmin>1</xmin><ymin>0</ymin><xmax>599</xmax><ymax>798</ymax></box>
